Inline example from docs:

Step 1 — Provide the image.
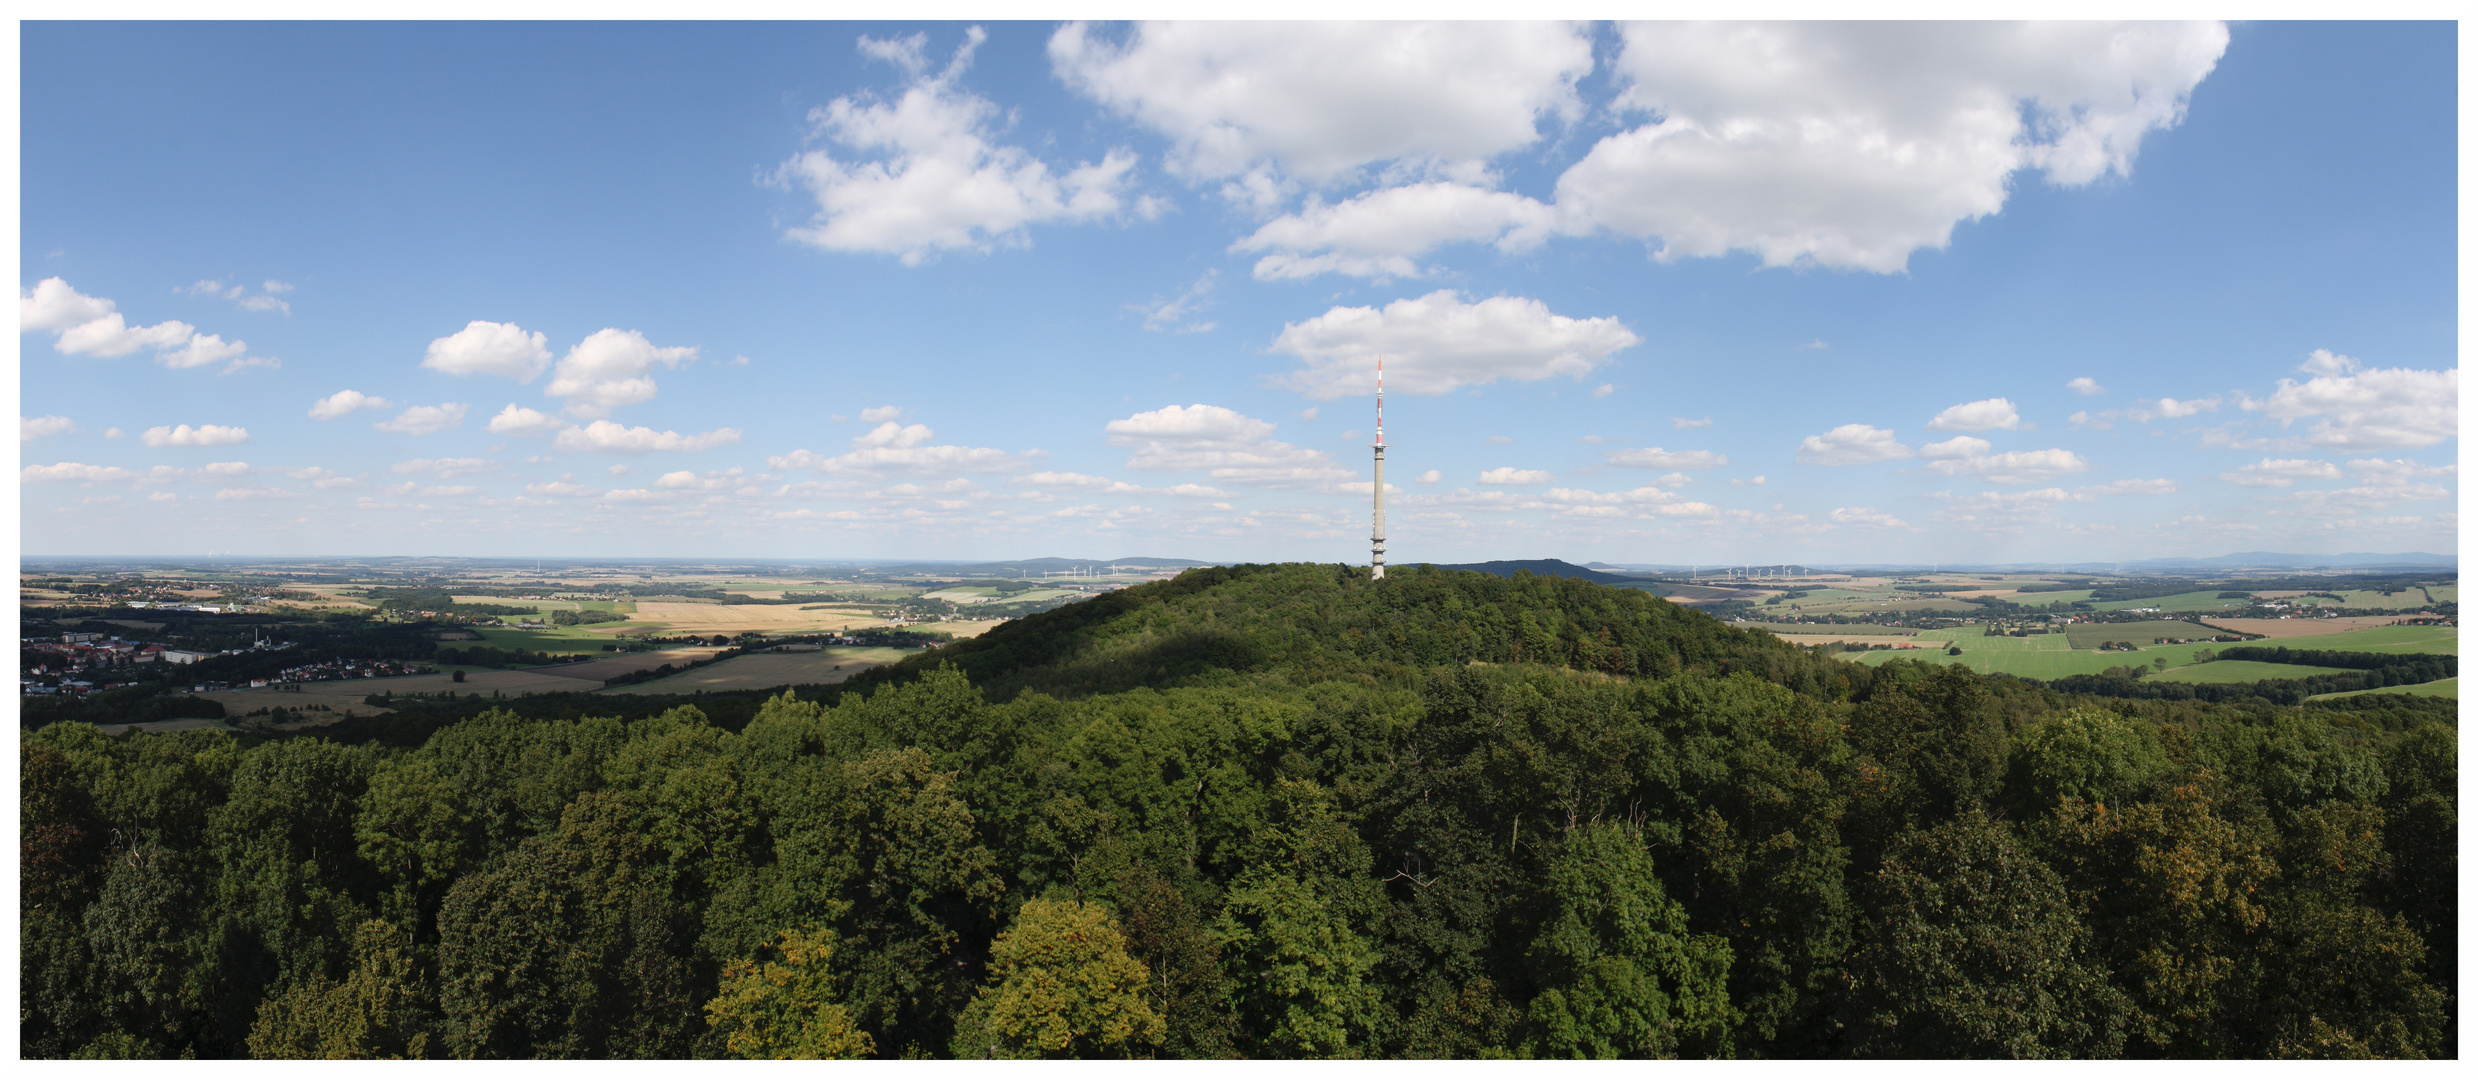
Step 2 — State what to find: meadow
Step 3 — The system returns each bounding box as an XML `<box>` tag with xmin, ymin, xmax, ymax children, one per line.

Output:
<box><xmin>1854</xmin><ymin>629</ymin><xmax>2202</xmax><ymax>680</ymax></box>
<box><xmin>2063</xmin><ymin>620</ymin><xmax>2228</xmax><ymax>649</ymax></box>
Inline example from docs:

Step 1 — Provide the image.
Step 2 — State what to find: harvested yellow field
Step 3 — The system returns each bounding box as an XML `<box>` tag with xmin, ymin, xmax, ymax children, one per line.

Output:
<box><xmin>601</xmin><ymin>647</ymin><xmax>913</xmax><ymax>695</ymax></box>
<box><xmin>628</xmin><ymin>601</ymin><xmax>885</xmax><ymax>634</ymax></box>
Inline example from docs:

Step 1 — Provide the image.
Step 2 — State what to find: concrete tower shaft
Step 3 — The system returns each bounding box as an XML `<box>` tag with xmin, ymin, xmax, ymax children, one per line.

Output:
<box><xmin>1372</xmin><ymin>355</ymin><xmax>1386</xmax><ymax>581</ymax></box>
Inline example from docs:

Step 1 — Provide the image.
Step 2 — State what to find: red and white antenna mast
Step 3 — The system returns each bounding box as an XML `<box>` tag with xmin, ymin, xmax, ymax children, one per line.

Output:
<box><xmin>1371</xmin><ymin>354</ymin><xmax>1387</xmax><ymax>581</ymax></box>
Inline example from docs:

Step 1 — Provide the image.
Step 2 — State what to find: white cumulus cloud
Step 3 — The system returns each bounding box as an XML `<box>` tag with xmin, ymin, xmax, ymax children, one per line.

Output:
<box><xmin>373</xmin><ymin>403</ymin><xmax>471</xmax><ymax>436</ymax></box>
<box><xmin>2130</xmin><ymin>395</ymin><xmax>2221</xmax><ymax>421</ymax></box>
<box><xmin>1556</xmin><ymin>21</ymin><xmax>2227</xmax><ymax>272</ymax></box>
<box><xmin>1924</xmin><ymin>446</ymin><xmax>2092</xmax><ymax>484</ymax></box>
<box><xmin>2221</xmin><ymin>458</ymin><xmax>2342</xmax><ymax>488</ymax></box>
<box><xmin>21</xmin><ymin>277</ymin><xmax>259</xmax><ymax>367</ymax></box>
<box><xmin>1830</xmin><ymin>506</ymin><xmax>1910</xmax><ymax>529</ymax></box>
<box><xmin>2250</xmin><ymin>361</ymin><xmax>2457</xmax><ymax>449</ymax></box>
<box><xmin>1103</xmin><ymin>403</ymin><xmax>1351</xmax><ymax>487</ymax></box>
<box><xmin>781</xmin><ymin>27</ymin><xmax>1138</xmax><ymax>265</ymax></box>
<box><xmin>157</xmin><ymin>333</ymin><xmax>250</xmax><ymax>370</ymax></box>
<box><xmin>141</xmin><ymin>424</ymin><xmax>249</xmax><ymax>448</ymax></box>
<box><xmin>22</xmin><ymin>462</ymin><xmax>133</xmax><ymax>483</ymax></box>
<box><xmin>421</xmin><ymin>321</ymin><xmax>554</xmax><ymax>382</ymax></box>
<box><xmin>556</xmin><ymin>421</ymin><xmax>744</xmax><ymax>455</ymax></box>
<box><xmin>487</xmin><ymin>404</ymin><xmax>566</xmax><ymax>436</ymax></box>
<box><xmin>21</xmin><ymin>415</ymin><xmax>78</xmax><ymax>442</ymax></box>
<box><xmin>2067</xmin><ymin>376</ymin><xmax>2107</xmax><ymax>396</ymax></box>
<box><xmin>1603</xmin><ymin>447</ymin><xmax>1728</xmax><ymax>470</ymax></box>
<box><xmin>1797</xmin><ymin>424</ymin><xmax>1912</xmax><ymax>466</ymax></box>
<box><xmin>1478</xmin><ymin>467</ymin><xmax>1553</xmax><ymax>485</ymax></box>
<box><xmin>308</xmin><ymin>389</ymin><xmax>394</xmax><ymax>420</ymax></box>
<box><xmin>1234</xmin><ymin>182</ymin><xmax>1561</xmax><ymax>280</ymax></box>
<box><xmin>1269</xmin><ymin>290</ymin><xmax>1639</xmax><ymax>399</ymax></box>
<box><xmin>1050</xmin><ymin>20</ymin><xmax>1593</xmax><ymax>187</ymax></box>
<box><xmin>1926</xmin><ymin>397</ymin><xmax>2021</xmax><ymax>432</ymax></box>
<box><xmin>390</xmin><ymin>457</ymin><xmax>495</xmax><ymax>479</ymax></box>
<box><xmin>544</xmin><ymin>328</ymin><xmax>698</xmax><ymax>418</ymax></box>
<box><xmin>2345</xmin><ymin>458</ymin><xmax>2455</xmax><ymax>482</ymax></box>
<box><xmin>2074</xmin><ymin>478</ymin><xmax>2178</xmax><ymax>498</ymax></box>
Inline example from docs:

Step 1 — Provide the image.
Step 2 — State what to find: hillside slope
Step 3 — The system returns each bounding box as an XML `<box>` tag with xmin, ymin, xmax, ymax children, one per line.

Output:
<box><xmin>838</xmin><ymin>562</ymin><xmax>1851</xmax><ymax>703</ymax></box>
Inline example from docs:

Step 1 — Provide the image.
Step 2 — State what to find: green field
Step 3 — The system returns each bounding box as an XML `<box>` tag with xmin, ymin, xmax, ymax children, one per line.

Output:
<box><xmin>453</xmin><ymin>596</ymin><xmax>583</xmax><ymax>614</ymax></box>
<box><xmin>1928</xmin><ymin>631</ymin><xmax>2073</xmax><ymax>652</ymax></box>
<box><xmin>2327</xmin><ymin>589</ymin><xmax>2447</xmax><ymax>611</ymax></box>
<box><xmin>2084</xmin><ymin>590</ymin><xmax>2255</xmax><ymax>613</ymax></box>
<box><xmin>2064</xmin><ymin>620</ymin><xmax>2226</xmax><ymax>649</ymax></box>
<box><xmin>1856</xmin><ymin>628</ymin><xmax>2198</xmax><ymax>680</ymax></box>
<box><xmin>2289</xmin><ymin>624</ymin><xmax>2461</xmax><ymax>655</ymax></box>
<box><xmin>2002</xmin><ymin>589</ymin><xmax>2094</xmax><ymax>605</ymax></box>
<box><xmin>2146</xmin><ymin>660</ymin><xmax>2357</xmax><ymax>684</ymax></box>
<box><xmin>2313</xmin><ymin>677</ymin><xmax>2458</xmax><ymax>700</ymax></box>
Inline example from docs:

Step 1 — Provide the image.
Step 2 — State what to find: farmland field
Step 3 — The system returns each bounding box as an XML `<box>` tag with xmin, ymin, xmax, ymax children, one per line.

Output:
<box><xmin>2145</xmin><ymin>660</ymin><xmax>2357</xmax><ymax>684</ymax></box>
<box><xmin>2000</xmin><ymin>589</ymin><xmax>2094</xmax><ymax>605</ymax></box>
<box><xmin>627</xmin><ymin>600</ymin><xmax>884</xmax><ymax>634</ymax></box>
<box><xmin>473</xmin><ymin>625</ymin><xmax>633</xmax><ymax>654</ymax></box>
<box><xmin>453</xmin><ymin>595</ymin><xmax>584</xmax><ymax>613</ymax></box>
<box><xmin>2198</xmin><ymin>616</ymin><xmax>2446</xmax><ymax>639</ymax></box>
<box><xmin>2327</xmin><ymin>589</ymin><xmax>2447</xmax><ymax>611</ymax></box>
<box><xmin>193</xmin><ymin>666</ymin><xmax>612</xmax><ymax>716</ymax></box>
<box><xmin>1856</xmin><ymin>629</ymin><xmax>2198</xmax><ymax>680</ymax></box>
<box><xmin>534</xmin><ymin>648</ymin><xmax>726</xmax><ymax>683</ymax></box>
<box><xmin>2063</xmin><ymin>620</ymin><xmax>2226</xmax><ymax>649</ymax></box>
<box><xmin>1931</xmin><ymin>631</ymin><xmax>2073</xmax><ymax>652</ymax></box>
<box><xmin>2292</xmin><ymin>624</ymin><xmax>2461</xmax><ymax>655</ymax></box>
<box><xmin>1735</xmin><ymin>621</ymin><xmax>1915</xmax><ymax>636</ymax></box>
<box><xmin>599</xmin><ymin>646</ymin><xmax>913</xmax><ymax>695</ymax></box>
<box><xmin>2313</xmin><ymin>677</ymin><xmax>2459</xmax><ymax>700</ymax></box>
<box><xmin>2085</xmin><ymin>590</ymin><xmax>2255</xmax><ymax>613</ymax></box>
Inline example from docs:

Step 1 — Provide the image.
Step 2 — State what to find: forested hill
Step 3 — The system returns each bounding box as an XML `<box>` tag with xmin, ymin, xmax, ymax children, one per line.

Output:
<box><xmin>836</xmin><ymin>562</ymin><xmax>1846</xmax><ymax>703</ymax></box>
<box><xmin>20</xmin><ymin>562</ymin><xmax>2457</xmax><ymax>1060</ymax></box>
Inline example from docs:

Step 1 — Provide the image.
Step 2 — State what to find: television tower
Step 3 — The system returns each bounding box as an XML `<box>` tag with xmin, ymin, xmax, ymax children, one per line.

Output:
<box><xmin>1371</xmin><ymin>355</ymin><xmax>1387</xmax><ymax>581</ymax></box>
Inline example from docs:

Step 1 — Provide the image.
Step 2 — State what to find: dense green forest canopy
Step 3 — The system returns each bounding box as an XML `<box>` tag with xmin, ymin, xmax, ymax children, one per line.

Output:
<box><xmin>20</xmin><ymin>564</ymin><xmax>2456</xmax><ymax>1059</ymax></box>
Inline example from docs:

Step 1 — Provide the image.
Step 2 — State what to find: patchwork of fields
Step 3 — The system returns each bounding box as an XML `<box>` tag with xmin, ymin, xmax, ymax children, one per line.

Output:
<box><xmin>1851</xmin><ymin>617</ymin><xmax>2457</xmax><ymax>696</ymax></box>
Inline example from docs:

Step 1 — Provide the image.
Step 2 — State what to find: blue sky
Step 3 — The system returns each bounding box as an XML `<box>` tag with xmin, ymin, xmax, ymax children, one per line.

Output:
<box><xmin>17</xmin><ymin>20</ymin><xmax>2460</xmax><ymax>563</ymax></box>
